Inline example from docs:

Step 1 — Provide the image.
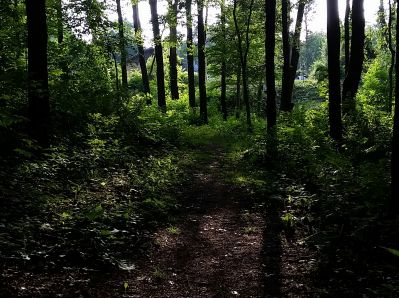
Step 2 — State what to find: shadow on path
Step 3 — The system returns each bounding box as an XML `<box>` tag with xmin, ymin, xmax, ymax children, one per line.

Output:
<box><xmin>261</xmin><ymin>202</ymin><xmax>282</xmax><ymax>298</ymax></box>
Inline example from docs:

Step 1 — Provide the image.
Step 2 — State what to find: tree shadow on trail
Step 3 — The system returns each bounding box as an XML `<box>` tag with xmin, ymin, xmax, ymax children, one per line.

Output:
<box><xmin>261</xmin><ymin>200</ymin><xmax>282</xmax><ymax>298</ymax></box>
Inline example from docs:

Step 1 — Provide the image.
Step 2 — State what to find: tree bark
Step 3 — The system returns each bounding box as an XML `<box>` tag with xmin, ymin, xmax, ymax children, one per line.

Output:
<box><xmin>284</xmin><ymin>1</ymin><xmax>305</xmax><ymax>109</ymax></box>
<box><xmin>220</xmin><ymin>0</ymin><xmax>227</xmax><ymax>120</ymax></box>
<box><xmin>26</xmin><ymin>0</ymin><xmax>50</xmax><ymax>146</ymax></box>
<box><xmin>235</xmin><ymin>67</ymin><xmax>241</xmax><ymax>119</ymax></box>
<box><xmin>344</xmin><ymin>0</ymin><xmax>351</xmax><ymax>75</ymax></box>
<box><xmin>56</xmin><ymin>0</ymin><xmax>63</xmax><ymax>44</ymax></box>
<box><xmin>168</xmin><ymin>0</ymin><xmax>179</xmax><ymax>100</ymax></box>
<box><xmin>388</xmin><ymin>0</ymin><xmax>395</xmax><ymax>112</ymax></box>
<box><xmin>233</xmin><ymin>0</ymin><xmax>255</xmax><ymax>130</ymax></box>
<box><xmin>186</xmin><ymin>0</ymin><xmax>196</xmax><ymax>108</ymax></box>
<box><xmin>116</xmin><ymin>0</ymin><xmax>128</xmax><ymax>93</ymax></box>
<box><xmin>280</xmin><ymin>0</ymin><xmax>292</xmax><ymax>111</ymax></box>
<box><xmin>327</xmin><ymin>0</ymin><xmax>343</xmax><ymax>141</ymax></box>
<box><xmin>342</xmin><ymin>0</ymin><xmax>365</xmax><ymax>114</ymax></box>
<box><xmin>132</xmin><ymin>3</ymin><xmax>151</xmax><ymax>99</ymax></box>
<box><xmin>265</xmin><ymin>0</ymin><xmax>277</xmax><ymax>133</ymax></box>
<box><xmin>198</xmin><ymin>0</ymin><xmax>207</xmax><ymax>123</ymax></box>
<box><xmin>391</xmin><ymin>0</ymin><xmax>399</xmax><ymax>214</ymax></box>
<box><xmin>112</xmin><ymin>52</ymin><xmax>120</xmax><ymax>94</ymax></box>
<box><xmin>150</xmin><ymin>0</ymin><xmax>167</xmax><ymax>111</ymax></box>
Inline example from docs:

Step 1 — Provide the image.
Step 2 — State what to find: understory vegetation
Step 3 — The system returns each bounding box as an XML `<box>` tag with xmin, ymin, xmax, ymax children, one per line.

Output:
<box><xmin>2</xmin><ymin>0</ymin><xmax>399</xmax><ymax>296</ymax></box>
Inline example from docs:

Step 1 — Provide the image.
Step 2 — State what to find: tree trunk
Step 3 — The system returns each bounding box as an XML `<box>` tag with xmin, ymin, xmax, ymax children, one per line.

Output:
<box><xmin>116</xmin><ymin>0</ymin><xmax>128</xmax><ymax>93</ymax></box>
<box><xmin>280</xmin><ymin>0</ymin><xmax>292</xmax><ymax>111</ymax></box>
<box><xmin>132</xmin><ymin>3</ymin><xmax>151</xmax><ymax>99</ymax></box>
<box><xmin>327</xmin><ymin>0</ymin><xmax>343</xmax><ymax>141</ymax></box>
<box><xmin>285</xmin><ymin>1</ymin><xmax>305</xmax><ymax>108</ymax></box>
<box><xmin>344</xmin><ymin>0</ymin><xmax>351</xmax><ymax>74</ymax></box>
<box><xmin>220</xmin><ymin>0</ymin><xmax>227</xmax><ymax>120</ymax></box>
<box><xmin>150</xmin><ymin>0</ymin><xmax>167</xmax><ymax>111</ymax></box>
<box><xmin>235</xmin><ymin>68</ymin><xmax>241</xmax><ymax>119</ymax></box>
<box><xmin>198</xmin><ymin>0</ymin><xmax>207</xmax><ymax>123</ymax></box>
<box><xmin>112</xmin><ymin>52</ymin><xmax>120</xmax><ymax>95</ymax></box>
<box><xmin>342</xmin><ymin>0</ymin><xmax>365</xmax><ymax>114</ymax></box>
<box><xmin>26</xmin><ymin>0</ymin><xmax>50</xmax><ymax>146</ymax></box>
<box><xmin>390</xmin><ymin>0</ymin><xmax>399</xmax><ymax>214</ymax></box>
<box><xmin>56</xmin><ymin>0</ymin><xmax>63</xmax><ymax>44</ymax></box>
<box><xmin>233</xmin><ymin>0</ymin><xmax>254</xmax><ymax>130</ymax></box>
<box><xmin>186</xmin><ymin>0</ymin><xmax>196</xmax><ymax>108</ymax></box>
<box><xmin>168</xmin><ymin>0</ymin><xmax>179</xmax><ymax>100</ymax></box>
<box><xmin>265</xmin><ymin>0</ymin><xmax>277</xmax><ymax>133</ymax></box>
<box><xmin>388</xmin><ymin>0</ymin><xmax>395</xmax><ymax>113</ymax></box>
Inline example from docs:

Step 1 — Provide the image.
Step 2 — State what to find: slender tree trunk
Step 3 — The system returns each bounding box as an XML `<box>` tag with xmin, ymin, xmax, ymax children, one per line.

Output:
<box><xmin>150</xmin><ymin>0</ymin><xmax>166</xmax><ymax>111</ymax></box>
<box><xmin>342</xmin><ymin>0</ymin><xmax>365</xmax><ymax>114</ymax></box>
<box><xmin>233</xmin><ymin>0</ymin><xmax>255</xmax><ymax>130</ymax></box>
<box><xmin>344</xmin><ymin>0</ymin><xmax>351</xmax><ymax>74</ymax></box>
<box><xmin>168</xmin><ymin>0</ymin><xmax>179</xmax><ymax>100</ymax></box>
<box><xmin>280</xmin><ymin>0</ymin><xmax>292</xmax><ymax>111</ymax></box>
<box><xmin>132</xmin><ymin>3</ymin><xmax>151</xmax><ymax>99</ymax></box>
<box><xmin>388</xmin><ymin>0</ymin><xmax>395</xmax><ymax>113</ymax></box>
<box><xmin>198</xmin><ymin>0</ymin><xmax>207</xmax><ymax>123</ymax></box>
<box><xmin>116</xmin><ymin>0</ymin><xmax>128</xmax><ymax>93</ymax></box>
<box><xmin>186</xmin><ymin>0</ymin><xmax>196</xmax><ymax>108</ymax></box>
<box><xmin>56</xmin><ymin>0</ymin><xmax>63</xmax><ymax>44</ymax></box>
<box><xmin>327</xmin><ymin>0</ymin><xmax>343</xmax><ymax>141</ymax></box>
<box><xmin>13</xmin><ymin>0</ymin><xmax>23</xmax><ymax>60</ymax></box>
<box><xmin>257</xmin><ymin>76</ymin><xmax>263</xmax><ymax>114</ymax></box>
<box><xmin>112</xmin><ymin>52</ymin><xmax>120</xmax><ymax>94</ymax></box>
<box><xmin>56</xmin><ymin>0</ymin><xmax>69</xmax><ymax>85</ymax></box>
<box><xmin>390</xmin><ymin>0</ymin><xmax>399</xmax><ymax>214</ymax></box>
<box><xmin>25</xmin><ymin>0</ymin><xmax>50</xmax><ymax>146</ymax></box>
<box><xmin>235</xmin><ymin>68</ymin><xmax>241</xmax><ymax>119</ymax></box>
<box><xmin>220</xmin><ymin>0</ymin><xmax>227</xmax><ymax>120</ymax></box>
<box><xmin>285</xmin><ymin>1</ymin><xmax>305</xmax><ymax>107</ymax></box>
<box><xmin>265</xmin><ymin>0</ymin><xmax>277</xmax><ymax>133</ymax></box>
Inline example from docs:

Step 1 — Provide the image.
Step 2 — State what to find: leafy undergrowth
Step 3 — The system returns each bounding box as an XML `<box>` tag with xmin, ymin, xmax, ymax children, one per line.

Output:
<box><xmin>0</xmin><ymin>99</ymin><xmax>195</xmax><ymax>295</ymax></box>
<box><xmin>1</xmin><ymin>96</ymin><xmax>399</xmax><ymax>296</ymax></box>
<box><xmin>236</xmin><ymin>103</ymin><xmax>399</xmax><ymax>296</ymax></box>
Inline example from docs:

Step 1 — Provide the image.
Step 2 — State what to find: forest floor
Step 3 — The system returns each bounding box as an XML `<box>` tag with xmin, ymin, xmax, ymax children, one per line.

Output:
<box><xmin>1</xmin><ymin>130</ymin><xmax>399</xmax><ymax>297</ymax></box>
<box><xmin>115</xmin><ymin>144</ymin><xmax>316</xmax><ymax>297</ymax></box>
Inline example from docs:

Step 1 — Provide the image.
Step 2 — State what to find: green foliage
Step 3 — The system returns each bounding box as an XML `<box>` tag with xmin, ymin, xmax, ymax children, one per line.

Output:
<box><xmin>128</xmin><ymin>70</ymin><xmax>145</xmax><ymax>92</ymax></box>
<box><xmin>299</xmin><ymin>32</ymin><xmax>327</xmax><ymax>77</ymax></box>
<box><xmin>310</xmin><ymin>60</ymin><xmax>328</xmax><ymax>83</ymax></box>
<box><xmin>357</xmin><ymin>56</ymin><xmax>391</xmax><ymax>111</ymax></box>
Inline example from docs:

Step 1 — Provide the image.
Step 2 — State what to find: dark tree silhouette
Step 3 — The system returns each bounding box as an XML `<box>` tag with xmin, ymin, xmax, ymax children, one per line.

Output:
<box><xmin>220</xmin><ymin>0</ymin><xmax>227</xmax><ymax>120</ymax></box>
<box><xmin>186</xmin><ymin>0</ymin><xmax>196</xmax><ymax>108</ymax></box>
<box><xmin>26</xmin><ymin>0</ymin><xmax>50</xmax><ymax>146</ymax></box>
<box><xmin>56</xmin><ymin>0</ymin><xmax>63</xmax><ymax>44</ymax></box>
<box><xmin>198</xmin><ymin>0</ymin><xmax>207</xmax><ymax>123</ymax></box>
<box><xmin>391</xmin><ymin>0</ymin><xmax>399</xmax><ymax>213</ymax></box>
<box><xmin>150</xmin><ymin>0</ymin><xmax>166</xmax><ymax>111</ymax></box>
<box><xmin>116</xmin><ymin>0</ymin><xmax>128</xmax><ymax>92</ymax></box>
<box><xmin>344</xmin><ymin>0</ymin><xmax>351</xmax><ymax>74</ymax></box>
<box><xmin>265</xmin><ymin>0</ymin><xmax>277</xmax><ymax>133</ymax></box>
<box><xmin>235</xmin><ymin>67</ymin><xmax>241</xmax><ymax>119</ymax></box>
<box><xmin>283</xmin><ymin>0</ymin><xmax>305</xmax><ymax>111</ymax></box>
<box><xmin>132</xmin><ymin>2</ymin><xmax>151</xmax><ymax>98</ymax></box>
<box><xmin>168</xmin><ymin>0</ymin><xmax>179</xmax><ymax>100</ymax></box>
<box><xmin>233</xmin><ymin>0</ymin><xmax>255</xmax><ymax>130</ymax></box>
<box><xmin>280</xmin><ymin>0</ymin><xmax>292</xmax><ymax>111</ymax></box>
<box><xmin>327</xmin><ymin>0</ymin><xmax>343</xmax><ymax>141</ymax></box>
<box><xmin>342</xmin><ymin>0</ymin><xmax>365</xmax><ymax>114</ymax></box>
<box><xmin>388</xmin><ymin>0</ymin><xmax>395</xmax><ymax>112</ymax></box>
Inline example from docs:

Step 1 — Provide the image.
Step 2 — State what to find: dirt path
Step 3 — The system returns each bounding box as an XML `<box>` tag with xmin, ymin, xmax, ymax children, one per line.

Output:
<box><xmin>0</xmin><ymin>145</ymin><xmax>316</xmax><ymax>297</ymax></box>
<box><xmin>120</xmin><ymin>147</ymin><xmax>314</xmax><ymax>298</ymax></box>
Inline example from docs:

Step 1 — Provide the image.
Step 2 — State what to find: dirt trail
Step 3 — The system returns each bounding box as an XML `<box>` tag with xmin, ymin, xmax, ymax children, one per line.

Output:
<box><xmin>125</xmin><ymin>148</ymin><xmax>267</xmax><ymax>297</ymax></box>
<box><xmin>0</xmin><ymin>145</ymin><xmax>315</xmax><ymax>297</ymax></box>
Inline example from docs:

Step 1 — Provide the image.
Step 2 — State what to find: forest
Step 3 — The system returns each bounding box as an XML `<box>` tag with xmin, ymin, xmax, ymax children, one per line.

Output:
<box><xmin>1</xmin><ymin>0</ymin><xmax>399</xmax><ymax>296</ymax></box>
